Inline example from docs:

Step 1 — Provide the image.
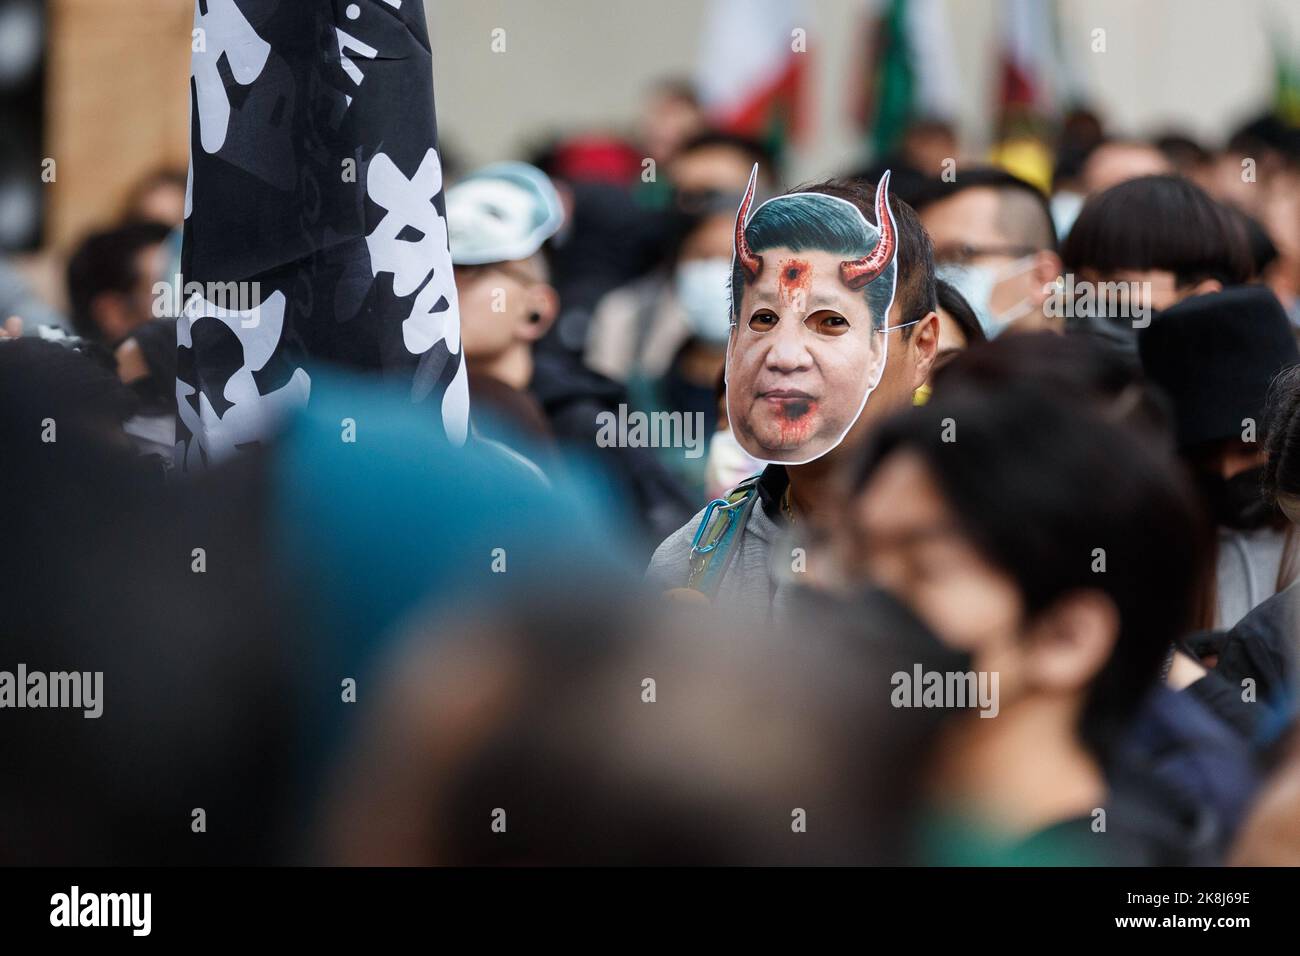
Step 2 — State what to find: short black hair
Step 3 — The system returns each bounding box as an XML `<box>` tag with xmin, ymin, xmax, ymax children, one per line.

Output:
<box><xmin>674</xmin><ymin>130</ymin><xmax>775</xmax><ymax>174</ymax></box>
<box><xmin>1053</xmin><ymin>110</ymin><xmax>1106</xmax><ymax>187</ymax></box>
<box><xmin>665</xmin><ymin>206</ymin><xmax>733</xmax><ymax>272</ymax></box>
<box><xmin>846</xmin><ymin>163</ymin><xmax>931</xmax><ymax>209</ymax></box>
<box><xmin>934</xmin><ymin>278</ymin><xmax>985</xmax><ymax>347</ymax></box>
<box><xmin>66</xmin><ymin>221</ymin><xmax>171</xmax><ymax>341</ymax></box>
<box><xmin>933</xmin><ymin>330</ymin><xmax>1170</xmax><ymax>438</ymax></box>
<box><xmin>648</xmin><ymin>77</ymin><xmax>699</xmax><ymax>108</ymax></box>
<box><xmin>1227</xmin><ymin>113</ymin><xmax>1300</xmax><ymax>164</ymax></box>
<box><xmin>798</xmin><ymin>178</ymin><xmax>936</xmax><ymax>339</ymax></box>
<box><xmin>1059</xmin><ymin>175</ymin><xmax>1252</xmax><ymax>288</ymax></box>
<box><xmin>1154</xmin><ymin>132</ymin><xmax>1211</xmax><ymax>171</ymax></box>
<box><xmin>121</xmin><ymin>167</ymin><xmax>188</xmax><ymax>223</ymax></box>
<box><xmin>1220</xmin><ymin>203</ymin><xmax>1279</xmax><ymax>279</ymax></box>
<box><xmin>909</xmin><ymin>167</ymin><xmax>1056</xmax><ymax>252</ymax></box>
<box><xmin>855</xmin><ymin>383</ymin><xmax>1209</xmax><ymax>764</ymax></box>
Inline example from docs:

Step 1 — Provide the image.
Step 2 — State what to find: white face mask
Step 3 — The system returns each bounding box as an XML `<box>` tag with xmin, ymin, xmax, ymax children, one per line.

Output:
<box><xmin>704</xmin><ymin>427</ymin><xmax>763</xmax><ymax>500</ymax></box>
<box><xmin>674</xmin><ymin>257</ymin><xmax>734</xmax><ymax>345</ymax></box>
<box><xmin>936</xmin><ymin>255</ymin><xmax>1037</xmax><ymax>338</ymax></box>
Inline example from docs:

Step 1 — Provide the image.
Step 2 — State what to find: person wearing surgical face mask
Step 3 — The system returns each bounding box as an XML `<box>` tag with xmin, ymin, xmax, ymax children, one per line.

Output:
<box><xmin>913</xmin><ymin>168</ymin><xmax>1063</xmax><ymax>339</ymax></box>
<box><xmin>673</xmin><ymin>254</ymin><xmax>733</xmax><ymax>347</ymax></box>
<box><xmin>934</xmin><ymin>254</ymin><xmax>1041</xmax><ymax>340</ymax></box>
<box><xmin>625</xmin><ymin>211</ymin><xmax>738</xmax><ymax>498</ymax></box>
<box><xmin>703</xmin><ymin>423</ymin><xmax>762</xmax><ymax>501</ymax></box>
<box><xmin>586</xmin><ymin>135</ymin><xmax>777</xmax><ymax>386</ymax></box>
<box><xmin>1139</xmin><ymin>286</ymin><xmax>1300</xmax><ymax>629</ymax></box>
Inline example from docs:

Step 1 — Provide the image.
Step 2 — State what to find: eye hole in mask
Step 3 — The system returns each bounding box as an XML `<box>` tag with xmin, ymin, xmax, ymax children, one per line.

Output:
<box><xmin>746</xmin><ymin>309</ymin><xmax>853</xmax><ymax>337</ymax></box>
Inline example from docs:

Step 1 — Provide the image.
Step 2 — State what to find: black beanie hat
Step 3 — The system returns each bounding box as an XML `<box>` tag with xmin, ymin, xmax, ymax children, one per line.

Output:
<box><xmin>1138</xmin><ymin>285</ymin><xmax>1299</xmax><ymax>448</ymax></box>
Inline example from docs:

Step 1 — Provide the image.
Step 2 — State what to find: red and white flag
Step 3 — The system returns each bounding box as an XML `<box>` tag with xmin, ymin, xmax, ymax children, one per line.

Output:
<box><xmin>695</xmin><ymin>0</ymin><xmax>811</xmax><ymax>155</ymax></box>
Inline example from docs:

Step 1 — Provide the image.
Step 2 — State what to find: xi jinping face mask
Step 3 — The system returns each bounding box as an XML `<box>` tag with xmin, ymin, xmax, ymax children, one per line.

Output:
<box><xmin>725</xmin><ymin>166</ymin><xmax>900</xmax><ymax>466</ymax></box>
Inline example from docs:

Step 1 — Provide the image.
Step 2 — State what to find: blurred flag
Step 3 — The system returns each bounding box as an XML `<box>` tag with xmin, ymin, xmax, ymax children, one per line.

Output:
<box><xmin>853</xmin><ymin>0</ymin><xmax>959</xmax><ymax>160</ymax></box>
<box><xmin>1273</xmin><ymin>29</ymin><xmax>1300</xmax><ymax>126</ymax></box>
<box><xmin>996</xmin><ymin>0</ymin><xmax>1062</xmax><ymax>136</ymax></box>
<box><xmin>989</xmin><ymin>0</ymin><xmax>1066</xmax><ymax>193</ymax></box>
<box><xmin>177</xmin><ymin>0</ymin><xmax>467</xmax><ymax>471</ymax></box>
<box><xmin>696</xmin><ymin>0</ymin><xmax>810</xmax><ymax>162</ymax></box>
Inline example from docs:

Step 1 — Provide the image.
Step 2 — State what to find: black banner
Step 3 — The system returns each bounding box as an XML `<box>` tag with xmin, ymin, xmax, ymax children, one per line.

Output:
<box><xmin>177</xmin><ymin>0</ymin><xmax>466</xmax><ymax>470</ymax></box>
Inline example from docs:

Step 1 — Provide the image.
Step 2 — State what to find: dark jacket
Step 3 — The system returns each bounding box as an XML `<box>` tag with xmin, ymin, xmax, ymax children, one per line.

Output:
<box><xmin>531</xmin><ymin>349</ymin><xmax>695</xmax><ymax>553</ymax></box>
<box><xmin>1113</xmin><ymin>684</ymin><xmax>1262</xmax><ymax>861</ymax></box>
<box><xmin>1208</xmin><ymin>580</ymin><xmax>1298</xmax><ymax>749</ymax></box>
<box><xmin>1216</xmin><ymin>581</ymin><xmax>1298</xmax><ymax>708</ymax></box>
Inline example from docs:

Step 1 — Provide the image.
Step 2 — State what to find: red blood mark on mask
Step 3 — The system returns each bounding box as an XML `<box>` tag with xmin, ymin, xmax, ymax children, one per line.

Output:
<box><xmin>770</xmin><ymin>397</ymin><xmax>818</xmax><ymax>445</ymax></box>
<box><xmin>777</xmin><ymin>258</ymin><xmax>812</xmax><ymax>306</ymax></box>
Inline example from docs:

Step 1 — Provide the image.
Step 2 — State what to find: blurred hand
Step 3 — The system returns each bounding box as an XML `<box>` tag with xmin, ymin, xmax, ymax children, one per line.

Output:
<box><xmin>1165</xmin><ymin>649</ymin><xmax>1206</xmax><ymax>689</ymax></box>
<box><xmin>115</xmin><ymin>337</ymin><xmax>149</xmax><ymax>384</ymax></box>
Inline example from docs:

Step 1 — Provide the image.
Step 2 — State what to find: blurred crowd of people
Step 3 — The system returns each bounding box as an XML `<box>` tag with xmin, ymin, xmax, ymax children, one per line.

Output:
<box><xmin>4</xmin><ymin>76</ymin><xmax>1300</xmax><ymax>866</ymax></box>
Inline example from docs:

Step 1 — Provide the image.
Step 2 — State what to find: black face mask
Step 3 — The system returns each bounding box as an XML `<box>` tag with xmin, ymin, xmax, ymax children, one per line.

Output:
<box><xmin>1199</xmin><ymin>466</ymin><xmax>1274</xmax><ymax>530</ymax></box>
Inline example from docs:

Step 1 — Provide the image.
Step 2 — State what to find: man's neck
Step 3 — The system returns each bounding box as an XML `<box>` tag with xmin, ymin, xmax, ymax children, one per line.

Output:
<box><xmin>781</xmin><ymin>394</ymin><xmax>897</xmax><ymax>524</ymax></box>
<box><xmin>472</xmin><ymin>347</ymin><xmax>532</xmax><ymax>392</ymax></box>
<box><xmin>785</xmin><ymin>453</ymin><xmax>844</xmax><ymax>526</ymax></box>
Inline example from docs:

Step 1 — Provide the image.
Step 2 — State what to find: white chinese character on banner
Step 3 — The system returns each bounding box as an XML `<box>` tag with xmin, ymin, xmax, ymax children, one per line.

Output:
<box><xmin>186</xmin><ymin>0</ymin><xmax>271</xmax><ymax>218</ymax></box>
<box><xmin>191</xmin><ymin>0</ymin><xmax>271</xmax><ymax>154</ymax></box>
<box><xmin>365</xmin><ymin>148</ymin><xmax>468</xmax><ymax>444</ymax></box>
<box><xmin>175</xmin><ymin>290</ymin><xmax>311</xmax><ymax>470</ymax></box>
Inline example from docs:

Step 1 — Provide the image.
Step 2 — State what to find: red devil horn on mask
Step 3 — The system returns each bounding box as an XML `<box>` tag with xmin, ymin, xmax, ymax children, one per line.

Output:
<box><xmin>733</xmin><ymin>164</ymin><xmax>762</xmax><ymax>281</ymax></box>
<box><xmin>839</xmin><ymin>170</ymin><xmax>897</xmax><ymax>290</ymax></box>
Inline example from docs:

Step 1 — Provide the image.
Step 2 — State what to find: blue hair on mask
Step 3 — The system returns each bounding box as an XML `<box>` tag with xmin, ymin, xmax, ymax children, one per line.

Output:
<box><xmin>730</xmin><ymin>192</ymin><xmax>897</xmax><ymax>330</ymax></box>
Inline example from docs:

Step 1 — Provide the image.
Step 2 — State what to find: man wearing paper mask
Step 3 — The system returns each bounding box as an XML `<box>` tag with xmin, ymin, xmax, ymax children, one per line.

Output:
<box><xmin>646</xmin><ymin>167</ymin><xmax>941</xmax><ymax>615</ymax></box>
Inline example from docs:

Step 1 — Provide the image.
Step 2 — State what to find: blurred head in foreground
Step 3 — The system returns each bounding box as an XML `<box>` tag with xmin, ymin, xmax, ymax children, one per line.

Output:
<box><xmin>851</xmin><ymin>375</ymin><xmax>1205</xmax><ymax>756</ymax></box>
<box><xmin>844</xmin><ymin>367</ymin><xmax>1209</xmax><ymax>860</ymax></box>
<box><xmin>317</xmin><ymin>589</ymin><xmax>963</xmax><ymax>865</ymax></box>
